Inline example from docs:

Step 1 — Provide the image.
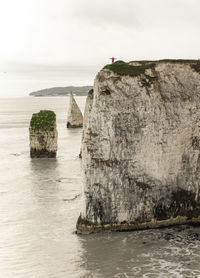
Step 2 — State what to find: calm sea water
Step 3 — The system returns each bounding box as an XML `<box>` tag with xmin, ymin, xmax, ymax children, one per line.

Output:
<box><xmin>0</xmin><ymin>97</ymin><xmax>200</xmax><ymax>278</ymax></box>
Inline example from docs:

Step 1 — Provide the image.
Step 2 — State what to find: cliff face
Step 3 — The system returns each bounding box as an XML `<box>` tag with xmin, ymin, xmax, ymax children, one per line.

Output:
<box><xmin>77</xmin><ymin>60</ymin><xmax>200</xmax><ymax>233</ymax></box>
<box><xmin>29</xmin><ymin>110</ymin><xmax>57</xmax><ymax>158</ymax></box>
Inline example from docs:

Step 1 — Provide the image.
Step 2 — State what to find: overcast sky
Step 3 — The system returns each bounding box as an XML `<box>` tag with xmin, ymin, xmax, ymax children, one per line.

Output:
<box><xmin>0</xmin><ymin>0</ymin><xmax>200</xmax><ymax>96</ymax></box>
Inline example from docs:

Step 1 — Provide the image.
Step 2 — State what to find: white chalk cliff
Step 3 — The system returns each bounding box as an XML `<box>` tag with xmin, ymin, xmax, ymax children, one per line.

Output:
<box><xmin>77</xmin><ymin>60</ymin><xmax>200</xmax><ymax>233</ymax></box>
<box><xmin>67</xmin><ymin>92</ymin><xmax>83</xmax><ymax>128</ymax></box>
<box><xmin>29</xmin><ymin>110</ymin><xmax>57</xmax><ymax>158</ymax></box>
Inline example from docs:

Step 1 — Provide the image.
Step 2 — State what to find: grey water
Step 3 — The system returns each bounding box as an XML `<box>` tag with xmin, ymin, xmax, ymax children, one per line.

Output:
<box><xmin>0</xmin><ymin>97</ymin><xmax>200</xmax><ymax>278</ymax></box>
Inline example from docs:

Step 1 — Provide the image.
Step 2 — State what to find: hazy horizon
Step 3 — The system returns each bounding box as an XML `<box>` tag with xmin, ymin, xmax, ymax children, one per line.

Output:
<box><xmin>0</xmin><ymin>62</ymin><xmax>96</xmax><ymax>97</ymax></box>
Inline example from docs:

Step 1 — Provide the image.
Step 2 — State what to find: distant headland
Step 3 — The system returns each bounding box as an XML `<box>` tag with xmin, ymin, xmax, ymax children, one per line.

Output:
<box><xmin>29</xmin><ymin>86</ymin><xmax>93</xmax><ymax>97</ymax></box>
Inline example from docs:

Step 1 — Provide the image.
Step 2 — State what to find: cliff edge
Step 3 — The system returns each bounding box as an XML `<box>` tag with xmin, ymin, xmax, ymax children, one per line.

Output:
<box><xmin>77</xmin><ymin>60</ymin><xmax>200</xmax><ymax>233</ymax></box>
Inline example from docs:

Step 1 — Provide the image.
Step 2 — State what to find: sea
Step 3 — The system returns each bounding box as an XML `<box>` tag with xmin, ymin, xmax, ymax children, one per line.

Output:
<box><xmin>0</xmin><ymin>96</ymin><xmax>200</xmax><ymax>278</ymax></box>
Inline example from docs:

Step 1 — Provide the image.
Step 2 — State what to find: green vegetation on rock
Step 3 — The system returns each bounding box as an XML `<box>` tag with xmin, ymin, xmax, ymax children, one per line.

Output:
<box><xmin>191</xmin><ymin>61</ymin><xmax>200</xmax><ymax>73</ymax></box>
<box><xmin>100</xmin><ymin>89</ymin><xmax>111</xmax><ymax>95</ymax></box>
<box><xmin>157</xmin><ymin>59</ymin><xmax>200</xmax><ymax>74</ymax></box>
<box><xmin>136</xmin><ymin>61</ymin><xmax>147</xmax><ymax>66</ymax></box>
<box><xmin>160</xmin><ymin>59</ymin><xmax>198</xmax><ymax>63</ymax></box>
<box><xmin>88</xmin><ymin>88</ymin><xmax>94</xmax><ymax>96</ymax></box>
<box><xmin>103</xmin><ymin>59</ymin><xmax>200</xmax><ymax>78</ymax></box>
<box><xmin>103</xmin><ymin>62</ymin><xmax>155</xmax><ymax>77</ymax></box>
<box><xmin>30</xmin><ymin>110</ymin><xmax>56</xmax><ymax>131</ymax></box>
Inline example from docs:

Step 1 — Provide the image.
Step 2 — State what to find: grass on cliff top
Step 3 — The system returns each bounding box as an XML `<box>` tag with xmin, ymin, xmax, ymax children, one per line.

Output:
<box><xmin>136</xmin><ymin>59</ymin><xmax>198</xmax><ymax>63</ymax></box>
<box><xmin>30</xmin><ymin>110</ymin><xmax>56</xmax><ymax>131</ymax></box>
<box><xmin>160</xmin><ymin>59</ymin><xmax>198</xmax><ymax>63</ymax></box>
<box><xmin>153</xmin><ymin>59</ymin><xmax>200</xmax><ymax>73</ymax></box>
<box><xmin>103</xmin><ymin>59</ymin><xmax>200</xmax><ymax>77</ymax></box>
<box><xmin>103</xmin><ymin>62</ymin><xmax>155</xmax><ymax>77</ymax></box>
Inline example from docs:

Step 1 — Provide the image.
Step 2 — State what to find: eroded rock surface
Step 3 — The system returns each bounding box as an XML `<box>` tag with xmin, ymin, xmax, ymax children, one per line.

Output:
<box><xmin>67</xmin><ymin>92</ymin><xmax>83</xmax><ymax>128</ymax></box>
<box><xmin>29</xmin><ymin>110</ymin><xmax>57</xmax><ymax>158</ymax></box>
<box><xmin>77</xmin><ymin>60</ymin><xmax>200</xmax><ymax>233</ymax></box>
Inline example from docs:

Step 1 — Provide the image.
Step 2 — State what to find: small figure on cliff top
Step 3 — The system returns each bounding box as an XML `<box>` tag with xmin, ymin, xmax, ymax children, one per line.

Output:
<box><xmin>29</xmin><ymin>110</ymin><xmax>58</xmax><ymax>158</ymax></box>
<box><xmin>67</xmin><ymin>92</ymin><xmax>83</xmax><ymax>128</ymax></box>
<box><xmin>110</xmin><ymin>57</ymin><xmax>117</xmax><ymax>63</ymax></box>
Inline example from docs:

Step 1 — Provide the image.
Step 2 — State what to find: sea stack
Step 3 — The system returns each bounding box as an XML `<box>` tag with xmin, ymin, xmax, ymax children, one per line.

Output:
<box><xmin>67</xmin><ymin>92</ymin><xmax>83</xmax><ymax>128</ymax></box>
<box><xmin>79</xmin><ymin>89</ymin><xmax>94</xmax><ymax>159</ymax></box>
<box><xmin>29</xmin><ymin>110</ymin><xmax>57</xmax><ymax>158</ymax></box>
<box><xmin>77</xmin><ymin>60</ymin><xmax>200</xmax><ymax>233</ymax></box>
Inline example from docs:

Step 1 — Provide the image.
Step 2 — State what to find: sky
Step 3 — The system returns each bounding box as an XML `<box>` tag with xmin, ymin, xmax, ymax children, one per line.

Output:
<box><xmin>0</xmin><ymin>0</ymin><xmax>200</xmax><ymax>96</ymax></box>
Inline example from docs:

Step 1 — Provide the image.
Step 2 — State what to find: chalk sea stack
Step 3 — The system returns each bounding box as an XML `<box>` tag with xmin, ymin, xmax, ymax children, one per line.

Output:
<box><xmin>79</xmin><ymin>89</ymin><xmax>94</xmax><ymax>159</ymax></box>
<box><xmin>77</xmin><ymin>60</ymin><xmax>200</xmax><ymax>233</ymax></box>
<box><xmin>67</xmin><ymin>92</ymin><xmax>83</xmax><ymax>128</ymax></box>
<box><xmin>29</xmin><ymin>110</ymin><xmax>58</xmax><ymax>158</ymax></box>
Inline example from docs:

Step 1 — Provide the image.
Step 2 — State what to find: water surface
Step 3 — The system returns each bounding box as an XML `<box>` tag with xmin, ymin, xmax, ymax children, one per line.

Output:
<box><xmin>0</xmin><ymin>97</ymin><xmax>200</xmax><ymax>278</ymax></box>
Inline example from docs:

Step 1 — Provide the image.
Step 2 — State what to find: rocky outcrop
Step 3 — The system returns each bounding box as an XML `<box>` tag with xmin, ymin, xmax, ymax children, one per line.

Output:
<box><xmin>67</xmin><ymin>92</ymin><xmax>83</xmax><ymax>128</ymax></box>
<box><xmin>77</xmin><ymin>60</ymin><xmax>200</xmax><ymax>233</ymax></box>
<box><xmin>79</xmin><ymin>89</ymin><xmax>94</xmax><ymax>158</ymax></box>
<box><xmin>29</xmin><ymin>110</ymin><xmax>57</xmax><ymax>158</ymax></box>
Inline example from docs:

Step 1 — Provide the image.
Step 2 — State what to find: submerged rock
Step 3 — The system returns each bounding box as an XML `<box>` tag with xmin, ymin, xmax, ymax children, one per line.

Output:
<box><xmin>67</xmin><ymin>92</ymin><xmax>83</xmax><ymax>128</ymax></box>
<box><xmin>77</xmin><ymin>60</ymin><xmax>200</xmax><ymax>233</ymax></box>
<box><xmin>29</xmin><ymin>110</ymin><xmax>57</xmax><ymax>158</ymax></box>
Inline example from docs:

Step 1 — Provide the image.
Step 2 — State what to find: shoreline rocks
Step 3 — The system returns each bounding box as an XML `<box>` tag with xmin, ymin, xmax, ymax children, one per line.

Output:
<box><xmin>29</xmin><ymin>110</ymin><xmax>58</xmax><ymax>158</ymax></box>
<box><xmin>67</xmin><ymin>92</ymin><xmax>83</xmax><ymax>128</ymax></box>
<box><xmin>77</xmin><ymin>59</ymin><xmax>200</xmax><ymax>234</ymax></box>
